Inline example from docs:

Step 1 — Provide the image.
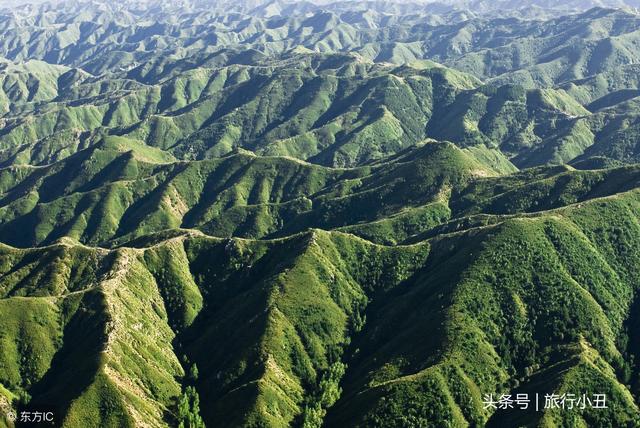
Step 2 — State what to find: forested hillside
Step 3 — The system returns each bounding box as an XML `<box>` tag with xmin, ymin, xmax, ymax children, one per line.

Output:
<box><xmin>2</xmin><ymin>1</ymin><xmax>640</xmax><ymax>427</ymax></box>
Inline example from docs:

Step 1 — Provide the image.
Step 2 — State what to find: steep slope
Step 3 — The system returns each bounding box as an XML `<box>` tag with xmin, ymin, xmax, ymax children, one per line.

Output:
<box><xmin>327</xmin><ymin>191</ymin><xmax>640</xmax><ymax>427</ymax></box>
<box><xmin>3</xmin><ymin>2</ymin><xmax>640</xmax><ymax>428</ymax></box>
<box><xmin>0</xmin><ymin>54</ymin><xmax>484</xmax><ymax>168</ymax></box>
<box><xmin>2</xmin><ymin>189</ymin><xmax>640</xmax><ymax>427</ymax></box>
<box><xmin>0</xmin><ymin>230</ymin><xmax>431</xmax><ymax>427</ymax></box>
<box><xmin>0</xmin><ymin>139</ymin><xmax>509</xmax><ymax>247</ymax></box>
<box><xmin>0</xmin><ymin>242</ymin><xmax>183</xmax><ymax>427</ymax></box>
<box><xmin>1</xmin><ymin>2</ymin><xmax>640</xmax><ymax>85</ymax></box>
<box><xmin>4</xmin><ymin>51</ymin><xmax>638</xmax><ymax>169</ymax></box>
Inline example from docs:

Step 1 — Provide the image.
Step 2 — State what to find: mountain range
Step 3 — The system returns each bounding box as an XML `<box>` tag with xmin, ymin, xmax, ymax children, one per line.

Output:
<box><xmin>2</xmin><ymin>1</ymin><xmax>640</xmax><ymax>427</ymax></box>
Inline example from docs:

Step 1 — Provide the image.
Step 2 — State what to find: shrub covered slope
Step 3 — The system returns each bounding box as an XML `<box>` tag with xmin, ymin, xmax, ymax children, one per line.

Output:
<box><xmin>2</xmin><ymin>1</ymin><xmax>640</xmax><ymax>427</ymax></box>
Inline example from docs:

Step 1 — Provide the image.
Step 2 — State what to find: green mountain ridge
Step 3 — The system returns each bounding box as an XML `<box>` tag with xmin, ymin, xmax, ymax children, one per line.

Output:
<box><xmin>0</xmin><ymin>139</ymin><xmax>505</xmax><ymax>247</ymax></box>
<box><xmin>4</xmin><ymin>52</ymin><xmax>640</xmax><ymax>170</ymax></box>
<box><xmin>3</xmin><ymin>186</ymin><xmax>640</xmax><ymax>426</ymax></box>
<box><xmin>3</xmin><ymin>1</ymin><xmax>640</xmax><ymax>427</ymax></box>
<box><xmin>3</xmin><ymin>2</ymin><xmax>640</xmax><ymax>84</ymax></box>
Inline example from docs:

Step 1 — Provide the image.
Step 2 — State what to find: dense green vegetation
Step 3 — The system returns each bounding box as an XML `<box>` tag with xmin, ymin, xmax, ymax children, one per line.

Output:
<box><xmin>5</xmin><ymin>4</ymin><xmax>640</xmax><ymax>168</ymax></box>
<box><xmin>3</xmin><ymin>1</ymin><xmax>640</xmax><ymax>427</ymax></box>
<box><xmin>3</xmin><ymin>188</ymin><xmax>640</xmax><ymax>427</ymax></box>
